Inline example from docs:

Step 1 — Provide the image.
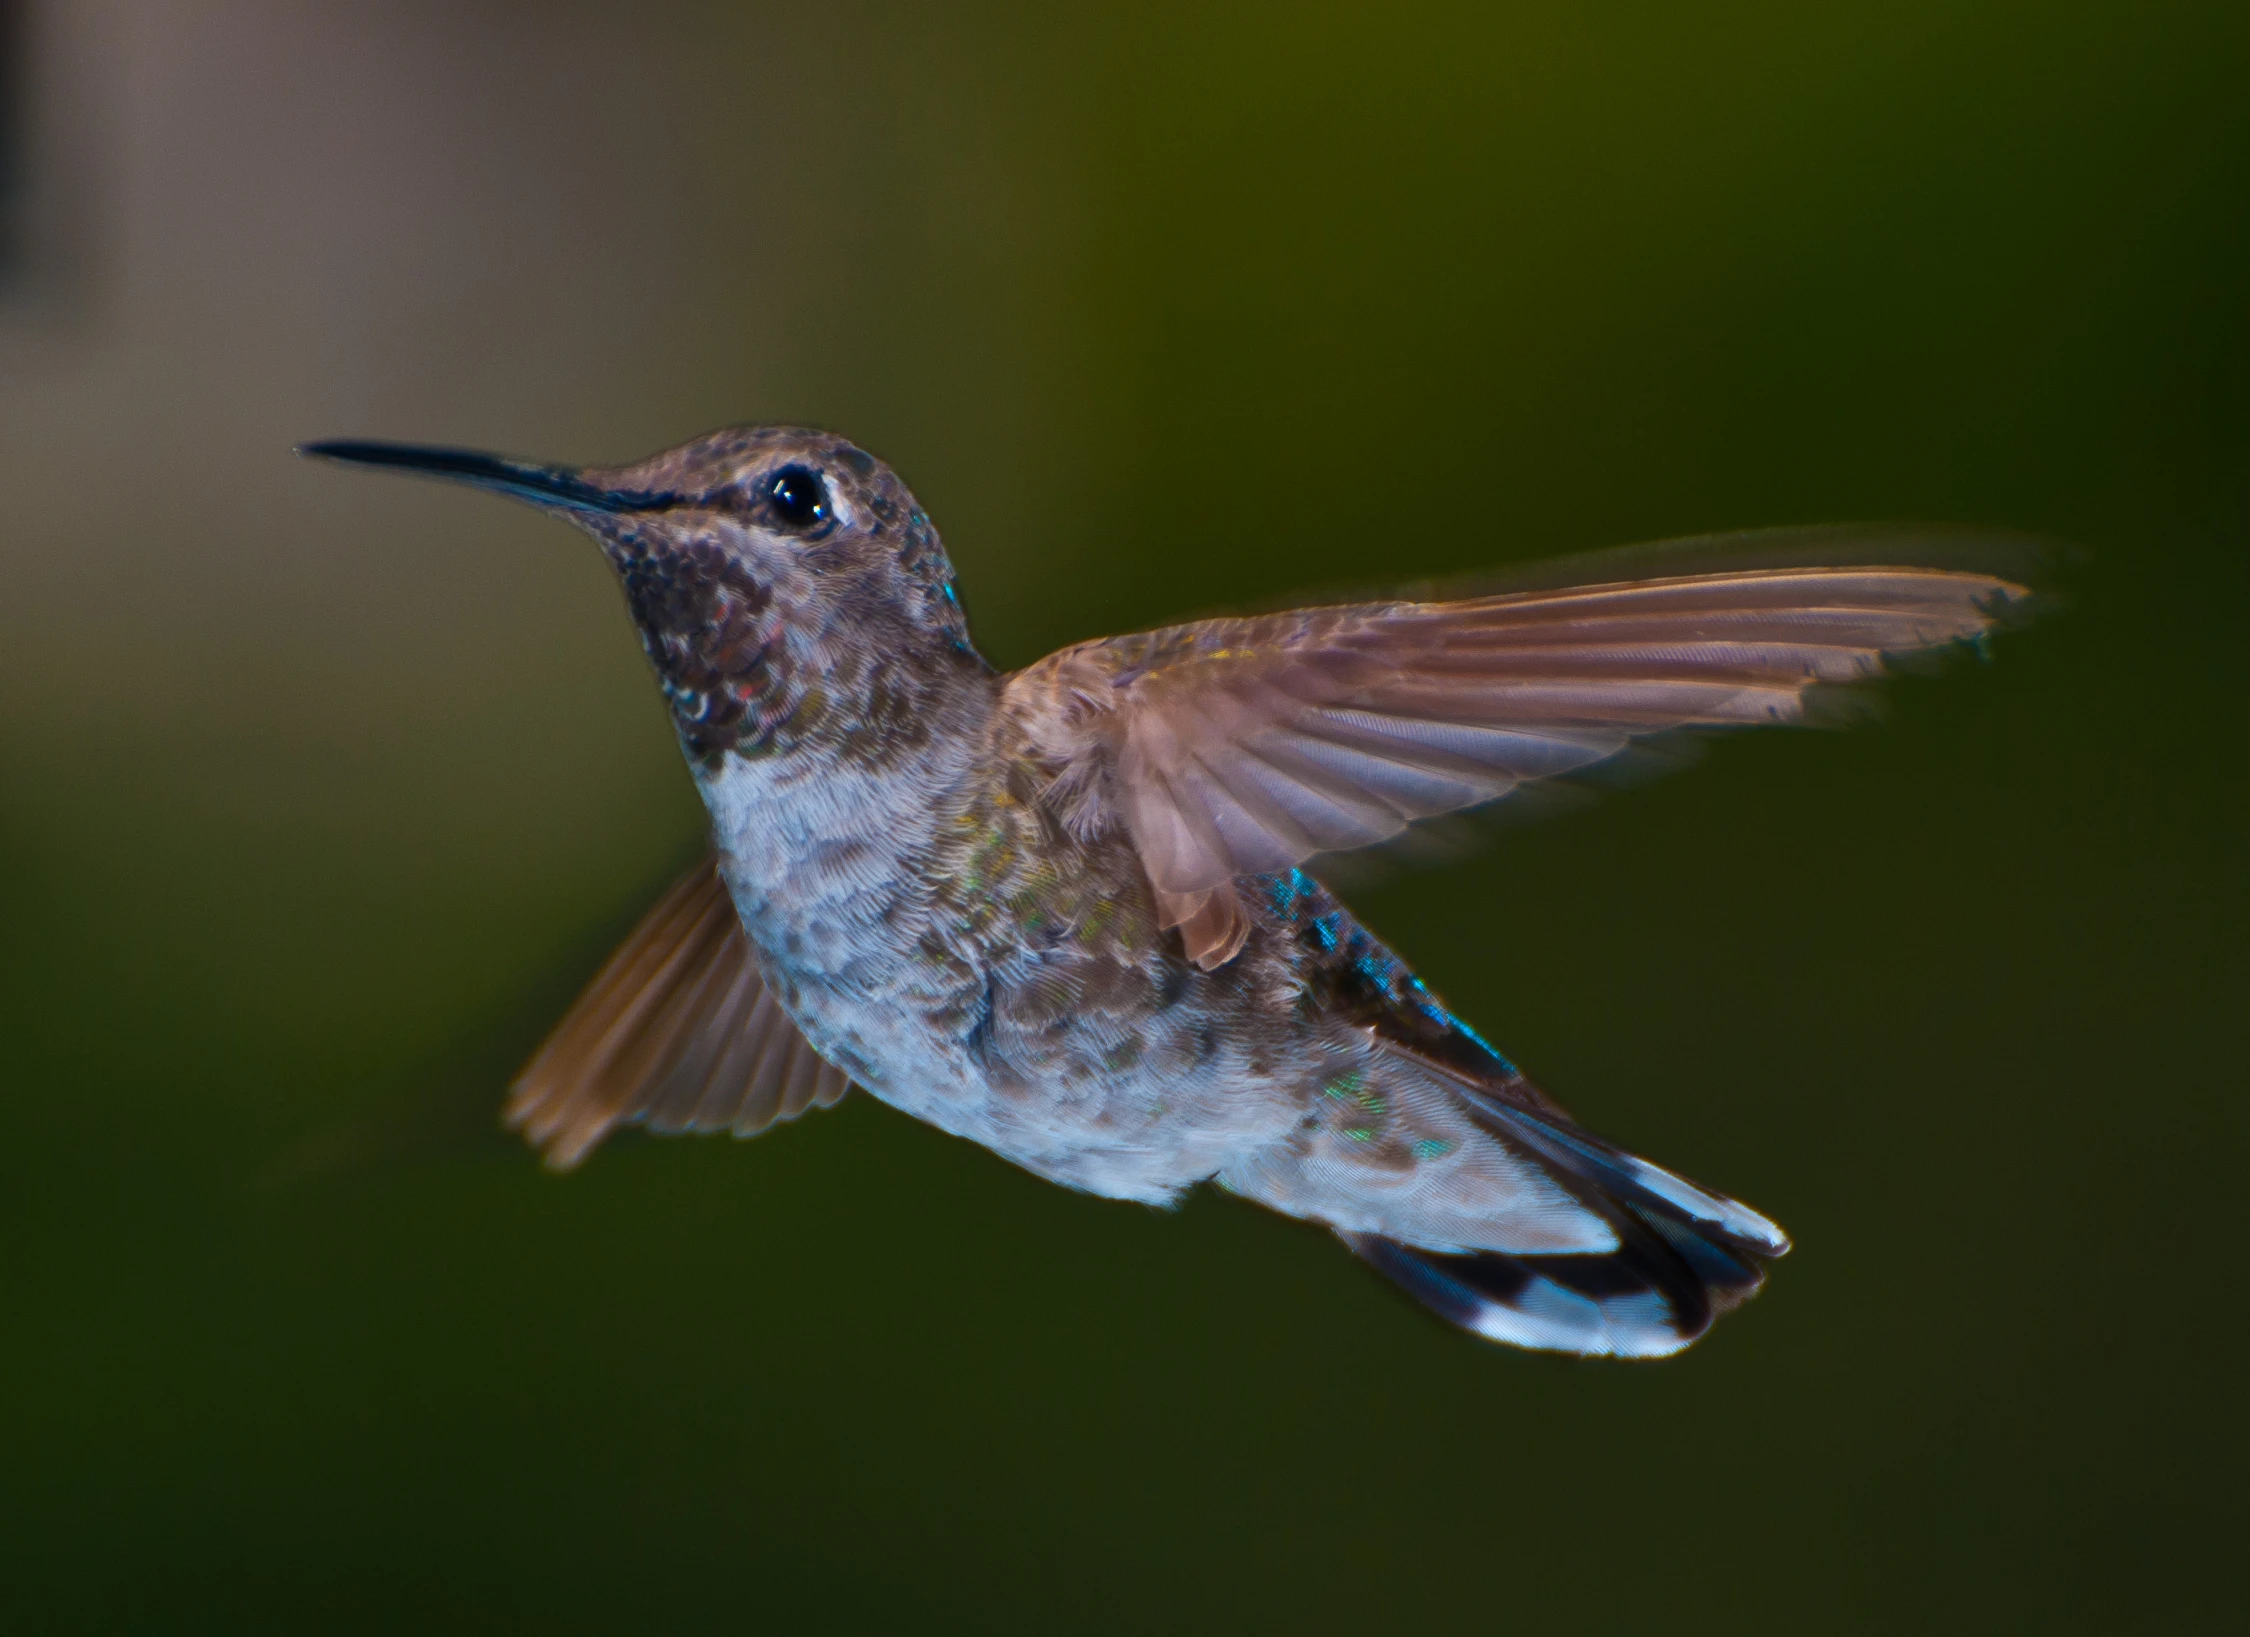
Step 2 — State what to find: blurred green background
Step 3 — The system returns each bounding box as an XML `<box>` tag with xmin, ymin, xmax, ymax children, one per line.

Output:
<box><xmin>1</xmin><ymin>1</ymin><xmax>2243</xmax><ymax>1630</ymax></box>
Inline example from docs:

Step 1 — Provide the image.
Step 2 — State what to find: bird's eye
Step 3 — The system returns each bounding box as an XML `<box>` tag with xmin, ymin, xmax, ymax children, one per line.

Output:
<box><xmin>765</xmin><ymin>465</ymin><xmax>830</xmax><ymax>531</ymax></box>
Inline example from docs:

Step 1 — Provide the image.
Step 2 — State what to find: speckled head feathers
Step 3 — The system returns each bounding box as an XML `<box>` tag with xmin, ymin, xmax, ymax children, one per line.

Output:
<box><xmin>305</xmin><ymin>426</ymin><xmax>987</xmax><ymax>766</ymax></box>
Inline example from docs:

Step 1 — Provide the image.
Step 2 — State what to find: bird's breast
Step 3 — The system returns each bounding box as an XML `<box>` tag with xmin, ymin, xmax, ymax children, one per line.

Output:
<box><xmin>698</xmin><ymin>740</ymin><xmax>959</xmax><ymax>993</ymax></box>
<box><xmin>694</xmin><ymin>739</ymin><xmax>1311</xmax><ymax>1201</ymax></box>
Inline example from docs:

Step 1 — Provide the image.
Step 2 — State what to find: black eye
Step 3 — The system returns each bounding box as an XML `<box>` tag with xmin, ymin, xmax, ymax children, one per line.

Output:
<box><xmin>765</xmin><ymin>465</ymin><xmax>830</xmax><ymax>531</ymax></box>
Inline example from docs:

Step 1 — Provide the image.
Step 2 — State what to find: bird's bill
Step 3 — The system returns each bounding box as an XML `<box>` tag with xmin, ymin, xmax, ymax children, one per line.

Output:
<box><xmin>297</xmin><ymin>439</ymin><xmax>667</xmax><ymax>514</ymax></box>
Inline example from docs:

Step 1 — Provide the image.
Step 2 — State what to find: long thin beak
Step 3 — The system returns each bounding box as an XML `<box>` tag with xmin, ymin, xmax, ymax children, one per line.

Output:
<box><xmin>297</xmin><ymin>439</ymin><xmax>670</xmax><ymax>514</ymax></box>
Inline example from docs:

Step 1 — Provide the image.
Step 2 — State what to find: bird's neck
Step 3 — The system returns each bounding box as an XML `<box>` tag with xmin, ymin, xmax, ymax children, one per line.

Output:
<box><xmin>693</xmin><ymin>649</ymin><xmax>999</xmax><ymax>993</ymax></box>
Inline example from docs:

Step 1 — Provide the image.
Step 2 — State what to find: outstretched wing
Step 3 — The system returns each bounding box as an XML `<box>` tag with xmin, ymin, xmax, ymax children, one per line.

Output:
<box><xmin>507</xmin><ymin>859</ymin><xmax>849</xmax><ymax>1170</ymax></box>
<box><xmin>1006</xmin><ymin>550</ymin><xmax>2027</xmax><ymax>962</ymax></box>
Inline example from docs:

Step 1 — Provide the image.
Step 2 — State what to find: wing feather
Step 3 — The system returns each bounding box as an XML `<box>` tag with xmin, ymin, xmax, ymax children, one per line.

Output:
<box><xmin>1006</xmin><ymin>557</ymin><xmax>2027</xmax><ymax>902</ymax></box>
<box><xmin>506</xmin><ymin>859</ymin><xmax>850</xmax><ymax>1169</ymax></box>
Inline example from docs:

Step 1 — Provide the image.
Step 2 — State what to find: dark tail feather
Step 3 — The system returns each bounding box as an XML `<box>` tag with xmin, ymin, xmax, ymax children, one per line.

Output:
<box><xmin>1344</xmin><ymin>1201</ymin><xmax>1775</xmax><ymax>1358</ymax></box>
<box><xmin>1343</xmin><ymin>1088</ymin><xmax>1788</xmax><ymax>1357</ymax></box>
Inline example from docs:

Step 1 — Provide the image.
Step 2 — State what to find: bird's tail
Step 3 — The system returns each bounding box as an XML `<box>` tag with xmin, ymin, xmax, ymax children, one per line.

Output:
<box><xmin>1344</xmin><ymin>1093</ymin><xmax>1788</xmax><ymax>1359</ymax></box>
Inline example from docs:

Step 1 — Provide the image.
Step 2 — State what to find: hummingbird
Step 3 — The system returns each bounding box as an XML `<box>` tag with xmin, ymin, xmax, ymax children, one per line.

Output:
<box><xmin>303</xmin><ymin>427</ymin><xmax>2028</xmax><ymax>1358</ymax></box>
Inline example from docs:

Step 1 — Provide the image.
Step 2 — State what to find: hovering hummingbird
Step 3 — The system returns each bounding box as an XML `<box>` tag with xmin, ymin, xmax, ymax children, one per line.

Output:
<box><xmin>304</xmin><ymin>427</ymin><xmax>2028</xmax><ymax>1357</ymax></box>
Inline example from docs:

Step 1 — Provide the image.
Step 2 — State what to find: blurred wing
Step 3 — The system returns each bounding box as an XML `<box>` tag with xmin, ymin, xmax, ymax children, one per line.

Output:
<box><xmin>1008</xmin><ymin>560</ymin><xmax>2027</xmax><ymax>907</ymax></box>
<box><xmin>506</xmin><ymin>859</ymin><xmax>849</xmax><ymax>1171</ymax></box>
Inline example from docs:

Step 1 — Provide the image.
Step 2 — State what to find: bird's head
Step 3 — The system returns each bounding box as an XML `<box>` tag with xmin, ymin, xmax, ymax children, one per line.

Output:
<box><xmin>304</xmin><ymin>426</ymin><xmax>984</xmax><ymax>768</ymax></box>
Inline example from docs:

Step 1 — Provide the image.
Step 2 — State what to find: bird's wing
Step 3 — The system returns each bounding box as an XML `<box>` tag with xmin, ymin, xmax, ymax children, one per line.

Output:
<box><xmin>506</xmin><ymin>859</ymin><xmax>849</xmax><ymax>1170</ymax></box>
<box><xmin>1005</xmin><ymin>558</ymin><xmax>2026</xmax><ymax>944</ymax></box>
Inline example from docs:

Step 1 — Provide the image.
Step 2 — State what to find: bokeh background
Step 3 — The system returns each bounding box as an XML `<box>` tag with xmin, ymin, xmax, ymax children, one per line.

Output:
<box><xmin>1</xmin><ymin>2</ymin><xmax>2243</xmax><ymax>1629</ymax></box>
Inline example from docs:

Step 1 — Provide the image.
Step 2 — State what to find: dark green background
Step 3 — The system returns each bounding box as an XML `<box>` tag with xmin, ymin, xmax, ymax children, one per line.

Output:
<box><xmin>1</xmin><ymin>2</ymin><xmax>2242</xmax><ymax>1629</ymax></box>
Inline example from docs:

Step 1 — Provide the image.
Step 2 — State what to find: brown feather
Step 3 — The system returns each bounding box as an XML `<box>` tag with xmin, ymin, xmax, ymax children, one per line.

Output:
<box><xmin>1155</xmin><ymin>884</ymin><xmax>1253</xmax><ymax>970</ymax></box>
<box><xmin>1007</xmin><ymin>563</ymin><xmax>2027</xmax><ymax>900</ymax></box>
<box><xmin>505</xmin><ymin>858</ymin><xmax>849</xmax><ymax>1170</ymax></box>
